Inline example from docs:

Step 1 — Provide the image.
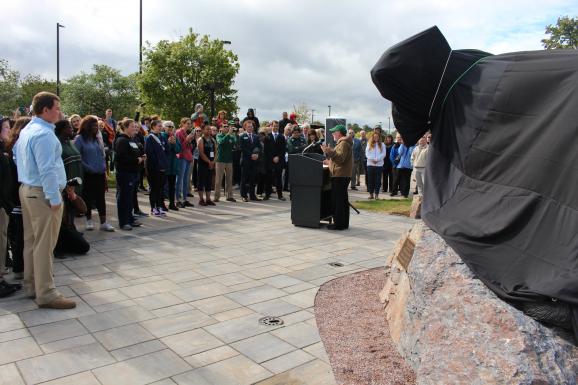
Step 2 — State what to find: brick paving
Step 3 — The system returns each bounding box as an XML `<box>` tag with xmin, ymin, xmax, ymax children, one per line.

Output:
<box><xmin>0</xmin><ymin>186</ymin><xmax>414</xmax><ymax>384</ymax></box>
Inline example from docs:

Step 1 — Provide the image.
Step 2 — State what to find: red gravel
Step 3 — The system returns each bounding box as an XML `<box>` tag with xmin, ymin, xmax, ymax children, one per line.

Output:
<box><xmin>314</xmin><ymin>268</ymin><xmax>416</xmax><ymax>385</ymax></box>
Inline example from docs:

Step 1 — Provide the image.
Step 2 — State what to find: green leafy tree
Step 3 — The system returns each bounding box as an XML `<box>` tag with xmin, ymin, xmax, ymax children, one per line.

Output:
<box><xmin>138</xmin><ymin>30</ymin><xmax>240</xmax><ymax>122</ymax></box>
<box><xmin>61</xmin><ymin>65</ymin><xmax>139</xmax><ymax>118</ymax></box>
<box><xmin>0</xmin><ymin>59</ymin><xmax>21</xmax><ymax>116</ymax></box>
<box><xmin>542</xmin><ymin>16</ymin><xmax>578</xmax><ymax>49</ymax></box>
<box><xmin>18</xmin><ymin>75</ymin><xmax>57</xmax><ymax>109</ymax></box>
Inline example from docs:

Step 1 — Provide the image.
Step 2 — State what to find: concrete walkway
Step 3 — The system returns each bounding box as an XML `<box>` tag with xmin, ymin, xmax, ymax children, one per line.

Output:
<box><xmin>0</xmin><ymin>188</ymin><xmax>414</xmax><ymax>385</ymax></box>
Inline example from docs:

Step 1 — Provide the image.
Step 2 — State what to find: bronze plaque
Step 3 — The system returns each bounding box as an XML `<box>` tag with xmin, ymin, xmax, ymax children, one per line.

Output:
<box><xmin>396</xmin><ymin>237</ymin><xmax>415</xmax><ymax>271</ymax></box>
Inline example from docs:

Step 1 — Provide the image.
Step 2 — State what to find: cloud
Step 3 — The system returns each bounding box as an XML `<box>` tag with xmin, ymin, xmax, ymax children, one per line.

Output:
<box><xmin>1</xmin><ymin>0</ymin><xmax>576</xmax><ymax>125</ymax></box>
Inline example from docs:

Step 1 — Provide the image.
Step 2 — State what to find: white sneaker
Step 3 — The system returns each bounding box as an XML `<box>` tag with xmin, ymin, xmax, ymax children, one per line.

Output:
<box><xmin>100</xmin><ymin>222</ymin><xmax>115</xmax><ymax>232</ymax></box>
<box><xmin>86</xmin><ymin>219</ymin><xmax>95</xmax><ymax>231</ymax></box>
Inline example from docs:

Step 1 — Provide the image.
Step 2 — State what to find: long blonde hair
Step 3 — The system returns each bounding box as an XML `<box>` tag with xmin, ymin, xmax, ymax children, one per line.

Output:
<box><xmin>368</xmin><ymin>132</ymin><xmax>383</xmax><ymax>150</ymax></box>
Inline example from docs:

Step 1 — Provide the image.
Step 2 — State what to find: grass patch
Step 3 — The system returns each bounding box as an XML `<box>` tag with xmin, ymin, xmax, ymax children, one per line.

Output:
<box><xmin>352</xmin><ymin>198</ymin><xmax>412</xmax><ymax>216</ymax></box>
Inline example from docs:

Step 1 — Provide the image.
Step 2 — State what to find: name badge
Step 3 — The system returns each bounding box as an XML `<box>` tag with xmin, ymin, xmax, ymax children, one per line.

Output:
<box><xmin>210</xmin><ymin>151</ymin><xmax>215</xmax><ymax>158</ymax></box>
<box><xmin>129</xmin><ymin>142</ymin><xmax>138</xmax><ymax>149</ymax></box>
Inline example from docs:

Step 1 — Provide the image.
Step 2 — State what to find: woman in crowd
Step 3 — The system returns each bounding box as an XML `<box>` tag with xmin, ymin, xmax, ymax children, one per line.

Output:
<box><xmin>175</xmin><ymin>118</ymin><xmax>194</xmax><ymax>208</ymax></box>
<box><xmin>196</xmin><ymin>123</ymin><xmax>217</xmax><ymax>206</ymax></box>
<box><xmin>191</xmin><ymin>125</ymin><xmax>202</xmax><ymax>192</ymax></box>
<box><xmin>365</xmin><ymin>131</ymin><xmax>387</xmax><ymax>199</ymax></box>
<box><xmin>305</xmin><ymin>128</ymin><xmax>324</xmax><ymax>155</ymax></box>
<box><xmin>0</xmin><ymin>118</ymin><xmax>22</xmax><ymax>297</ymax></box>
<box><xmin>216</xmin><ymin>110</ymin><xmax>227</xmax><ymax>128</ymax></box>
<box><xmin>145</xmin><ymin>120</ymin><xmax>169</xmax><ymax>216</ymax></box>
<box><xmin>411</xmin><ymin>135</ymin><xmax>429</xmax><ymax>196</ymax></box>
<box><xmin>115</xmin><ymin>119</ymin><xmax>146</xmax><ymax>230</ymax></box>
<box><xmin>54</xmin><ymin>120</ymin><xmax>89</xmax><ymax>255</ymax></box>
<box><xmin>162</xmin><ymin>121</ymin><xmax>181</xmax><ymax>210</ymax></box>
<box><xmin>74</xmin><ymin>116</ymin><xmax>114</xmax><ymax>231</ymax></box>
<box><xmin>383</xmin><ymin>134</ymin><xmax>394</xmax><ymax>193</ymax></box>
<box><xmin>6</xmin><ymin>117</ymin><xmax>30</xmax><ymax>282</ymax></box>
<box><xmin>69</xmin><ymin>114</ymin><xmax>81</xmax><ymax>134</ymax></box>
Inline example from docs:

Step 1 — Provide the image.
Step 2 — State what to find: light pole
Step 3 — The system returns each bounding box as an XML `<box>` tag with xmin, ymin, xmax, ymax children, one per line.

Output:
<box><xmin>328</xmin><ymin>105</ymin><xmax>331</xmax><ymax>116</ymax></box>
<box><xmin>139</xmin><ymin>0</ymin><xmax>142</xmax><ymax>73</ymax></box>
<box><xmin>387</xmin><ymin>116</ymin><xmax>391</xmax><ymax>132</ymax></box>
<box><xmin>56</xmin><ymin>23</ymin><xmax>65</xmax><ymax>96</ymax></box>
<box><xmin>311</xmin><ymin>109</ymin><xmax>315</xmax><ymax>123</ymax></box>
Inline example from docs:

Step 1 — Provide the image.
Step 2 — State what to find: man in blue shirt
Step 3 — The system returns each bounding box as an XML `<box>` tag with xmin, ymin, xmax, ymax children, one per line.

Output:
<box><xmin>14</xmin><ymin>92</ymin><xmax>76</xmax><ymax>309</ymax></box>
<box><xmin>390</xmin><ymin>135</ymin><xmax>415</xmax><ymax>198</ymax></box>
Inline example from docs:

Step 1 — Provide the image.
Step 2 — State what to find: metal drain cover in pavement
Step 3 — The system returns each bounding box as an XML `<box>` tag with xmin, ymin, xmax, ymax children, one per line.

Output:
<box><xmin>329</xmin><ymin>262</ymin><xmax>344</xmax><ymax>267</ymax></box>
<box><xmin>259</xmin><ymin>316</ymin><xmax>284</xmax><ymax>326</ymax></box>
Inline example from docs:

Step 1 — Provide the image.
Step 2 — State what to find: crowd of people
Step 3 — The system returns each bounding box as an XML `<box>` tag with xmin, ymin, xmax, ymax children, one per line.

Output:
<box><xmin>0</xmin><ymin>90</ymin><xmax>430</xmax><ymax>304</ymax></box>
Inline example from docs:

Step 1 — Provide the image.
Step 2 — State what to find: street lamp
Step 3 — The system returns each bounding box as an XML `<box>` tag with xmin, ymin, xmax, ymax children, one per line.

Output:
<box><xmin>328</xmin><ymin>105</ymin><xmax>331</xmax><ymax>116</ymax></box>
<box><xmin>139</xmin><ymin>0</ymin><xmax>142</xmax><ymax>73</ymax></box>
<box><xmin>202</xmin><ymin>82</ymin><xmax>225</xmax><ymax>119</ymax></box>
<box><xmin>311</xmin><ymin>109</ymin><xmax>315</xmax><ymax>123</ymax></box>
<box><xmin>387</xmin><ymin>116</ymin><xmax>391</xmax><ymax>132</ymax></box>
<box><xmin>56</xmin><ymin>23</ymin><xmax>65</xmax><ymax>96</ymax></box>
<box><xmin>221</xmin><ymin>40</ymin><xmax>232</xmax><ymax>45</ymax></box>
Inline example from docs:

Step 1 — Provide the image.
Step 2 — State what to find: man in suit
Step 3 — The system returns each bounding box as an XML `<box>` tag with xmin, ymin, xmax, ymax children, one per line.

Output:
<box><xmin>264</xmin><ymin>120</ymin><xmax>287</xmax><ymax>201</ymax></box>
<box><xmin>239</xmin><ymin>120</ymin><xmax>262</xmax><ymax>202</ymax></box>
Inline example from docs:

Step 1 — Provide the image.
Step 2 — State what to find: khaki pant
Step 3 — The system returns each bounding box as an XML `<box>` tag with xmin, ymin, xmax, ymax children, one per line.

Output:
<box><xmin>0</xmin><ymin>208</ymin><xmax>8</xmax><ymax>275</ymax></box>
<box><xmin>214</xmin><ymin>162</ymin><xmax>233</xmax><ymax>200</ymax></box>
<box><xmin>20</xmin><ymin>185</ymin><xmax>63</xmax><ymax>305</ymax></box>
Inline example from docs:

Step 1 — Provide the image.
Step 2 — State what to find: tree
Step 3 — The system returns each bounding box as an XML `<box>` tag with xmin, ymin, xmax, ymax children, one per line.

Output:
<box><xmin>292</xmin><ymin>102</ymin><xmax>311</xmax><ymax>125</ymax></box>
<box><xmin>542</xmin><ymin>16</ymin><xmax>578</xmax><ymax>49</ymax></box>
<box><xmin>139</xmin><ymin>30</ymin><xmax>240</xmax><ymax>123</ymax></box>
<box><xmin>61</xmin><ymin>65</ymin><xmax>139</xmax><ymax>118</ymax></box>
<box><xmin>0</xmin><ymin>59</ymin><xmax>21</xmax><ymax>116</ymax></box>
<box><xmin>18</xmin><ymin>75</ymin><xmax>57</xmax><ymax>109</ymax></box>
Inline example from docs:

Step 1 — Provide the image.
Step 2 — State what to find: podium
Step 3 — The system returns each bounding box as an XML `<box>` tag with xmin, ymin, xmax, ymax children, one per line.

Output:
<box><xmin>289</xmin><ymin>153</ymin><xmax>332</xmax><ymax>228</ymax></box>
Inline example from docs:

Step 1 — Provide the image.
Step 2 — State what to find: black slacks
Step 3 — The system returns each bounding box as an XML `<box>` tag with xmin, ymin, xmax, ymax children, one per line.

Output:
<box><xmin>240</xmin><ymin>162</ymin><xmax>258</xmax><ymax>199</ymax></box>
<box><xmin>82</xmin><ymin>172</ymin><xmax>106</xmax><ymax>220</ymax></box>
<box><xmin>147</xmin><ymin>168</ymin><xmax>165</xmax><ymax>209</ymax></box>
<box><xmin>393</xmin><ymin>168</ymin><xmax>412</xmax><ymax>197</ymax></box>
<box><xmin>331</xmin><ymin>177</ymin><xmax>350</xmax><ymax>229</ymax></box>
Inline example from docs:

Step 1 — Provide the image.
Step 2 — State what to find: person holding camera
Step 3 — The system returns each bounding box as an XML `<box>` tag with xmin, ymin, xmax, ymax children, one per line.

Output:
<box><xmin>214</xmin><ymin>122</ymin><xmax>237</xmax><ymax>202</ymax></box>
<box><xmin>175</xmin><ymin>118</ymin><xmax>195</xmax><ymax>208</ymax></box>
<box><xmin>239</xmin><ymin>120</ymin><xmax>262</xmax><ymax>202</ymax></box>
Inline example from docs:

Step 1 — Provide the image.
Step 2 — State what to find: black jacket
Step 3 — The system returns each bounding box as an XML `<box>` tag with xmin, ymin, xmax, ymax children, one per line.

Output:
<box><xmin>0</xmin><ymin>147</ymin><xmax>16</xmax><ymax>213</ymax></box>
<box><xmin>239</xmin><ymin>133</ymin><xmax>262</xmax><ymax>166</ymax></box>
<box><xmin>114</xmin><ymin>134</ymin><xmax>141</xmax><ymax>173</ymax></box>
<box><xmin>264</xmin><ymin>132</ymin><xmax>287</xmax><ymax>167</ymax></box>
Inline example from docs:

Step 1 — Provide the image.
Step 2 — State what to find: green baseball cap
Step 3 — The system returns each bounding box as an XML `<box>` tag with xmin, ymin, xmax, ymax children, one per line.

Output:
<box><xmin>330</xmin><ymin>124</ymin><xmax>347</xmax><ymax>135</ymax></box>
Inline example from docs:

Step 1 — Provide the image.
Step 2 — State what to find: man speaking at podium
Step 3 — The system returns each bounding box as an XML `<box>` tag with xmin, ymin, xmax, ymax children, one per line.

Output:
<box><xmin>321</xmin><ymin>125</ymin><xmax>353</xmax><ymax>230</ymax></box>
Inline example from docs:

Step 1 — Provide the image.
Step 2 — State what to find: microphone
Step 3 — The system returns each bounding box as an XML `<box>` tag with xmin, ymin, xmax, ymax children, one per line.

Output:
<box><xmin>302</xmin><ymin>139</ymin><xmax>325</xmax><ymax>154</ymax></box>
<box><xmin>66</xmin><ymin>177</ymin><xmax>83</xmax><ymax>187</ymax></box>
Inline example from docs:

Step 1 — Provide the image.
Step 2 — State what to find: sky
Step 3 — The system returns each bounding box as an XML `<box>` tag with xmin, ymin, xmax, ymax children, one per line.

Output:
<box><xmin>1</xmin><ymin>0</ymin><xmax>576</xmax><ymax>125</ymax></box>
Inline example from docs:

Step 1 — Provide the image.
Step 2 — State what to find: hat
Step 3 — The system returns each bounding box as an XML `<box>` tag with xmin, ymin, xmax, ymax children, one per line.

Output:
<box><xmin>330</xmin><ymin>124</ymin><xmax>347</xmax><ymax>135</ymax></box>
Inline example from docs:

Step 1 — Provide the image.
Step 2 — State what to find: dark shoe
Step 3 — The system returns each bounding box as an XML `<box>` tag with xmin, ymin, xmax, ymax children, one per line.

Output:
<box><xmin>0</xmin><ymin>281</ymin><xmax>17</xmax><ymax>298</ymax></box>
<box><xmin>250</xmin><ymin>196</ymin><xmax>261</xmax><ymax>201</ymax></box>
<box><xmin>356</xmin><ymin>182</ymin><xmax>360</xmax><ymax>186</ymax></box>
<box><xmin>263</xmin><ymin>195</ymin><xmax>270</xmax><ymax>201</ymax></box>
<box><xmin>187</xmin><ymin>193</ymin><xmax>194</xmax><ymax>197</ymax></box>
<box><xmin>134</xmin><ymin>210</ymin><xmax>149</xmax><ymax>217</ymax></box>
<box><xmin>130</xmin><ymin>221</ymin><xmax>143</xmax><ymax>227</ymax></box>
<box><xmin>121</xmin><ymin>224</ymin><xmax>133</xmax><ymax>231</ymax></box>
<box><xmin>39</xmin><ymin>297</ymin><xmax>77</xmax><ymax>309</ymax></box>
<box><xmin>199</xmin><ymin>199</ymin><xmax>207</xmax><ymax>206</ymax></box>
<box><xmin>327</xmin><ymin>224</ymin><xmax>346</xmax><ymax>230</ymax></box>
<box><xmin>242</xmin><ymin>197</ymin><xmax>249</xmax><ymax>202</ymax></box>
<box><xmin>226</xmin><ymin>197</ymin><xmax>237</xmax><ymax>202</ymax></box>
<box><xmin>183</xmin><ymin>201</ymin><xmax>194</xmax><ymax>207</ymax></box>
<box><xmin>206</xmin><ymin>200</ymin><xmax>216</xmax><ymax>206</ymax></box>
<box><xmin>390</xmin><ymin>193</ymin><xmax>398</xmax><ymax>197</ymax></box>
<box><xmin>169</xmin><ymin>203</ymin><xmax>179</xmax><ymax>211</ymax></box>
<box><xmin>278</xmin><ymin>196</ymin><xmax>286</xmax><ymax>201</ymax></box>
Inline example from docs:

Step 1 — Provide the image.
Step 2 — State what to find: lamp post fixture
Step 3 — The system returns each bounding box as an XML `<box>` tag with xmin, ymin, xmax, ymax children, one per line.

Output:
<box><xmin>139</xmin><ymin>0</ymin><xmax>142</xmax><ymax>73</ymax></box>
<box><xmin>387</xmin><ymin>116</ymin><xmax>391</xmax><ymax>132</ymax></box>
<box><xmin>311</xmin><ymin>109</ymin><xmax>315</xmax><ymax>123</ymax></box>
<box><xmin>328</xmin><ymin>105</ymin><xmax>331</xmax><ymax>116</ymax></box>
<box><xmin>56</xmin><ymin>23</ymin><xmax>65</xmax><ymax>96</ymax></box>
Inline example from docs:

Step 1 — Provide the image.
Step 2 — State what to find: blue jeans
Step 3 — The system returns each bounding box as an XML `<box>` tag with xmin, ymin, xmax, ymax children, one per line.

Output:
<box><xmin>116</xmin><ymin>171</ymin><xmax>137</xmax><ymax>226</ymax></box>
<box><xmin>367</xmin><ymin>165</ymin><xmax>383</xmax><ymax>196</ymax></box>
<box><xmin>176</xmin><ymin>158</ymin><xmax>191</xmax><ymax>201</ymax></box>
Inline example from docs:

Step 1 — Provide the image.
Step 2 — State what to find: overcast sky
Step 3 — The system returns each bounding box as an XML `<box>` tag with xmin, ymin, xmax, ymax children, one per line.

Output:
<box><xmin>2</xmin><ymin>0</ymin><xmax>576</xmax><ymax>125</ymax></box>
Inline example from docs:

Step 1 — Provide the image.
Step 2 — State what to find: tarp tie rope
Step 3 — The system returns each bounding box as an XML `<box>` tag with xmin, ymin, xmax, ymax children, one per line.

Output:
<box><xmin>427</xmin><ymin>50</ymin><xmax>453</xmax><ymax>122</ymax></box>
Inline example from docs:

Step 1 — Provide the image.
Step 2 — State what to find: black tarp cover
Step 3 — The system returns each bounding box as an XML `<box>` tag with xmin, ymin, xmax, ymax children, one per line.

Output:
<box><xmin>371</xmin><ymin>27</ymin><xmax>578</xmax><ymax>320</ymax></box>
